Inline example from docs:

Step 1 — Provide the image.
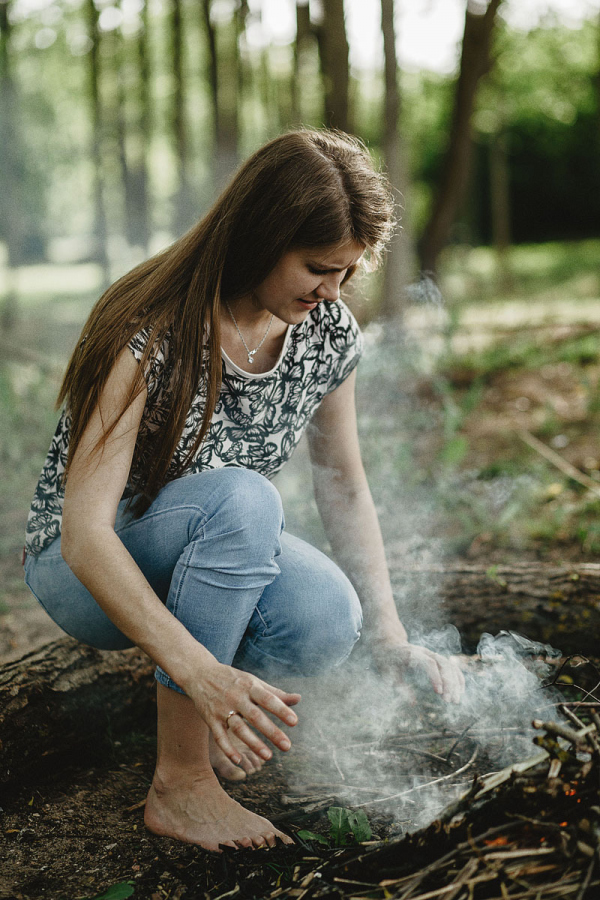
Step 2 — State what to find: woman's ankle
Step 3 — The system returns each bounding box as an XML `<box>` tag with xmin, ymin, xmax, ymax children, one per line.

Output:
<box><xmin>151</xmin><ymin>761</ymin><xmax>216</xmax><ymax>794</ymax></box>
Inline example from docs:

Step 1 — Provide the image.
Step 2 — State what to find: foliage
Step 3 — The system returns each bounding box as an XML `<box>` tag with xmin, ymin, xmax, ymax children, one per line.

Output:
<box><xmin>86</xmin><ymin>883</ymin><xmax>135</xmax><ymax>900</ymax></box>
<box><xmin>1</xmin><ymin>2</ymin><xmax>598</xmax><ymax>266</ymax></box>
<box><xmin>297</xmin><ymin>806</ymin><xmax>372</xmax><ymax>848</ymax></box>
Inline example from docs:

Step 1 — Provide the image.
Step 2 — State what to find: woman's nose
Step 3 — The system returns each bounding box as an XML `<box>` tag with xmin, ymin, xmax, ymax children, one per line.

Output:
<box><xmin>316</xmin><ymin>274</ymin><xmax>342</xmax><ymax>302</ymax></box>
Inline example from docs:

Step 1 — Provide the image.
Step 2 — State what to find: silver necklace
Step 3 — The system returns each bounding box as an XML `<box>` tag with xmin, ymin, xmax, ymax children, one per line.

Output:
<box><xmin>225</xmin><ymin>300</ymin><xmax>274</xmax><ymax>365</ymax></box>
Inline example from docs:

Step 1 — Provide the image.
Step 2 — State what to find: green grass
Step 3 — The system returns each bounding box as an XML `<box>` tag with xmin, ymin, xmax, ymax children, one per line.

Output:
<box><xmin>439</xmin><ymin>238</ymin><xmax>600</xmax><ymax>306</ymax></box>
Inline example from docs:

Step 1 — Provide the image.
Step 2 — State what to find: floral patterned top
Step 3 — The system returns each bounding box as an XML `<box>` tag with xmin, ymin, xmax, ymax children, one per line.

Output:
<box><xmin>25</xmin><ymin>300</ymin><xmax>363</xmax><ymax>557</ymax></box>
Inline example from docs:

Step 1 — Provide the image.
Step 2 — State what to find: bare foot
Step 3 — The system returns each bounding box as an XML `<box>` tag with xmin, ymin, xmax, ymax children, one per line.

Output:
<box><xmin>209</xmin><ymin>732</ymin><xmax>265</xmax><ymax>782</ymax></box>
<box><xmin>144</xmin><ymin>769</ymin><xmax>292</xmax><ymax>852</ymax></box>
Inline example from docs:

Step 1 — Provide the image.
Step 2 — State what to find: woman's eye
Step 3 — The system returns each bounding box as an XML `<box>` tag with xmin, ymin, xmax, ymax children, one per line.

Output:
<box><xmin>308</xmin><ymin>266</ymin><xmax>328</xmax><ymax>276</ymax></box>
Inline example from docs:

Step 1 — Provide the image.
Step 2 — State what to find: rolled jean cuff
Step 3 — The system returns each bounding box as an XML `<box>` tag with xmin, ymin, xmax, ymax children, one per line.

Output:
<box><xmin>154</xmin><ymin>665</ymin><xmax>186</xmax><ymax>694</ymax></box>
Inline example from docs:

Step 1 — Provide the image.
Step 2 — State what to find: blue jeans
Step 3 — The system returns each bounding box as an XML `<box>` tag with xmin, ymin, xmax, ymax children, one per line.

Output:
<box><xmin>24</xmin><ymin>468</ymin><xmax>362</xmax><ymax>692</ymax></box>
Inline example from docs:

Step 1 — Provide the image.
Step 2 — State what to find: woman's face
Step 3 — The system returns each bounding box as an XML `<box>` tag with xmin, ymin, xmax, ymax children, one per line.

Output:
<box><xmin>248</xmin><ymin>240</ymin><xmax>364</xmax><ymax>325</ymax></box>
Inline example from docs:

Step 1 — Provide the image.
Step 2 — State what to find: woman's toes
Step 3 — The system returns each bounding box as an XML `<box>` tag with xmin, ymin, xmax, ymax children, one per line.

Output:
<box><xmin>216</xmin><ymin>758</ymin><xmax>247</xmax><ymax>782</ymax></box>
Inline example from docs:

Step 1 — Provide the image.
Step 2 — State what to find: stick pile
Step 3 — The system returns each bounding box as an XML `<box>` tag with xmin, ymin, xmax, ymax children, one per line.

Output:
<box><xmin>194</xmin><ymin>712</ymin><xmax>600</xmax><ymax>900</ymax></box>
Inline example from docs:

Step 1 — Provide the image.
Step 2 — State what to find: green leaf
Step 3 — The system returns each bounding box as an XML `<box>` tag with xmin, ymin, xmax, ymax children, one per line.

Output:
<box><xmin>91</xmin><ymin>883</ymin><xmax>135</xmax><ymax>900</ymax></box>
<box><xmin>347</xmin><ymin>809</ymin><xmax>372</xmax><ymax>843</ymax></box>
<box><xmin>327</xmin><ymin>807</ymin><xmax>353</xmax><ymax>847</ymax></box>
<box><xmin>296</xmin><ymin>829</ymin><xmax>330</xmax><ymax>846</ymax></box>
<box><xmin>440</xmin><ymin>435</ymin><xmax>469</xmax><ymax>467</ymax></box>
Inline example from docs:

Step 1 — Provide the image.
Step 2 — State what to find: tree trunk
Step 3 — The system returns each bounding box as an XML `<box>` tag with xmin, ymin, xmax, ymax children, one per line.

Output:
<box><xmin>171</xmin><ymin>0</ymin><xmax>196</xmax><ymax>234</ymax></box>
<box><xmin>3</xmin><ymin>562</ymin><xmax>600</xmax><ymax>787</ymax></box>
<box><xmin>418</xmin><ymin>0</ymin><xmax>502</xmax><ymax>275</ymax></box>
<box><xmin>0</xmin><ymin>640</ymin><xmax>154</xmax><ymax>791</ymax></box>
<box><xmin>0</xmin><ymin>0</ymin><xmax>21</xmax><ymax>329</ymax></box>
<box><xmin>317</xmin><ymin>0</ymin><xmax>350</xmax><ymax>132</ymax></box>
<box><xmin>120</xmin><ymin>0</ymin><xmax>151</xmax><ymax>252</ymax></box>
<box><xmin>378</xmin><ymin>0</ymin><xmax>416</xmax><ymax>322</ymax></box>
<box><xmin>291</xmin><ymin>1</ymin><xmax>312</xmax><ymax>123</ymax></box>
<box><xmin>390</xmin><ymin>561</ymin><xmax>600</xmax><ymax>657</ymax></box>
<box><xmin>86</xmin><ymin>0</ymin><xmax>110</xmax><ymax>284</ymax></box>
<box><xmin>202</xmin><ymin>0</ymin><xmax>239</xmax><ymax>196</ymax></box>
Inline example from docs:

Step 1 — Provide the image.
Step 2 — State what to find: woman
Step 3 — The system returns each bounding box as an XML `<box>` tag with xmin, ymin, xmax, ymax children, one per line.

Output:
<box><xmin>24</xmin><ymin>129</ymin><xmax>464</xmax><ymax>853</ymax></box>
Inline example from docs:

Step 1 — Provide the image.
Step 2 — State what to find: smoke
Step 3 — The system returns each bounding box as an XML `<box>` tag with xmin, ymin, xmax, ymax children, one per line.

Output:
<box><xmin>272</xmin><ymin>285</ymin><xmax>566</xmax><ymax>834</ymax></box>
<box><xmin>283</xmin><ymin>628</ymin><xmax>564</xmax><ymax>832</ymax></box>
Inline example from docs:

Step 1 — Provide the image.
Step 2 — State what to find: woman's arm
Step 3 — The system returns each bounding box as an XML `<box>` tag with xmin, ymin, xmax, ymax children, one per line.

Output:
<box><xmin>307</xmin><ymin>369</ymin><xmax>464</xmax><ymax>703</ymax></box>
<box><xmin>61</xmin><ymin>348</ymin><xmax>299</xmax><ymax>761</ymax></box>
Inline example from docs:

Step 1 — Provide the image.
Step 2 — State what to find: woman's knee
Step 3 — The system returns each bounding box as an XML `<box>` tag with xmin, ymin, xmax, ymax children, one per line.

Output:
<box><xmin>295</xmin><ymin>580</ymin><xmax>362</xmax><ymax>672</ymax></box>
<box><xmin>177</xmin><ymin>468</ymin><xmax>283</xmax><ymax>540</ymax></box>
<box><xmin>238</xmin><ymin>572</ymin><xmax>363</xmax><ymax>677</ymax></box>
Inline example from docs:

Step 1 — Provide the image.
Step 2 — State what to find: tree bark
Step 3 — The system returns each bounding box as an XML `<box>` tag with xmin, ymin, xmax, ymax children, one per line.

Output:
<box><xmin>3</xmin><ymin>562</ymin><xmax>600</xmax><ymax>787</ymax></box>
<box><xmin>390</xmin><ymin>561</ymin><xmax>600</xmax><ymax>656</ymax></box>
<box><xmin>316</xmin><ymin>0</ymin><xmax>350</xmax><ymax>132</ymax></box>
<box><xmin>378</xmin><ymin>0</ymin><xmax>415</xmax><ymax>322</ymax></box>
<box><xmin>418</xmin><ymin>0</ymin><xmax>502</xmax><ymax>275</ymax></box>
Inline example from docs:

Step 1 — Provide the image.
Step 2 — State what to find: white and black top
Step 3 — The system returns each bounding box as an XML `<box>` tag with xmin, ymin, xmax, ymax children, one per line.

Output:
<box><xmin>25</xmin><ymin>300</ymin><xmax>363</xmax><ymax>557</ymax></box>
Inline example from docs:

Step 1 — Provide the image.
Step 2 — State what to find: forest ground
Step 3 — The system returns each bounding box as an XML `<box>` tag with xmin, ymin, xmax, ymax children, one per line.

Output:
<box><xmin>2</xmin><ymin>240</ymin><xmax>600</xmax><ymax>898</ymax></box>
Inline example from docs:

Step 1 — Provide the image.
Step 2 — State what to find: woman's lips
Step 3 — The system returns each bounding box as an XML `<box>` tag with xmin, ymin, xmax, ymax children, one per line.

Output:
<box><xmin>296</xmin><ymin>298</ymin><xmax>319</xmax><ymax>309</ymax></box>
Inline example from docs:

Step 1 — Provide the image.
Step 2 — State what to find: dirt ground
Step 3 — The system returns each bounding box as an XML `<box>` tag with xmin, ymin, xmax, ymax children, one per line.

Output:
<box><xmin>1</xmin><ymin>674</ymin><xmax>479</xmax><ymax>900</ymax></box>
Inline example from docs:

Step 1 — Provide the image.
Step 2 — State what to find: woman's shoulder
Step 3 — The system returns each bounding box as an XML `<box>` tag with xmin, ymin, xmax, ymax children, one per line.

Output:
<box><xmin>307</xmin><ymin>299</ymin><xmax>363</xmax><ymax>356</ymax></box>
<box><xmin>127</xmin><ymin>325</ymin><xmax>173</xmax><ymax>398</ymax></box>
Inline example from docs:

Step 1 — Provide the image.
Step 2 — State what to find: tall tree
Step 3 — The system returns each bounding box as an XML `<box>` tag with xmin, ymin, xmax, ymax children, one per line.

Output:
<box><xmin>378</xmin><ymin>0</ymin><xmax>415</xmax><ymax>321</ymax></box>
<box><xmin>291</xmin><ymin>0</ymin><xmax>312</xmax><ymax>124</ymax></box>
<box><xmin>122</xmin><ymin>0</ymin><xmax>151</xmax><ymax>251</ymax></box>
<box><xmin>418</xmin><ymin>0</ymin><xmax>503</xmax><ymax>275</ymax></box>
<box><xmin>171</xmin><ymin>0</ymin><xmax>194</xmax><ymax>234</ymax></box>
<box><xmin>0</xmin><ymin>0</ymin><xmax>20</xmax><ymax>328</ymax></box>
<box><xmin>202</xmin><ymin>0</ymin><xmax>240</xmax><ymax>195</ymax></box>
<box><xmin>86</xmin><ymin>0</ymin><xmax>110</xmax><ymax>282</ymax></box>
<box><xmin>316</xmin><ymin>0</ymin><xmax>350</xmax><ymax>132</ymax></box>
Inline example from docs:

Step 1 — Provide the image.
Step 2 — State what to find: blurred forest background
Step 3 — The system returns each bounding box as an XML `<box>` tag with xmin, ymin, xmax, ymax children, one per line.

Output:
<box><xmin>1</xmin><ymin>0</ymin><xmax>600</xmax><ymax>659</ymax></box>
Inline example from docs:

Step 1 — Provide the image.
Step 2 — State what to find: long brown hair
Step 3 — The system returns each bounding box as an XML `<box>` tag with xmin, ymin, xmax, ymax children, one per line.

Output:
<box><xmin>59</xmin><ymin>129</ymin><xmax>395</xmax><ymax>511</ymax></box>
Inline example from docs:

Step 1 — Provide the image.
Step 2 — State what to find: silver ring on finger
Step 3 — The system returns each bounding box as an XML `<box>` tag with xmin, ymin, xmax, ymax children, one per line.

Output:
<box><xmin>225</xmin><ymin>710</ymin><xmax>239</xmax><ymax>727</ymax></box>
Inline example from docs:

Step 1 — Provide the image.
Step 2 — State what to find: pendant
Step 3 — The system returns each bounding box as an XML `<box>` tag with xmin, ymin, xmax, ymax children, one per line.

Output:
<box><xmin>247</xmin><ymin>351</ymin><xmax>256</xmax><ymax>364</ymax></box>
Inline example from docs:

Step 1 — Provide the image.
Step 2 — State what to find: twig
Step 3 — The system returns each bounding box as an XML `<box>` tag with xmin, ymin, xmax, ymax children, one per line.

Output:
<box><xmin>590</xmin><ymin>711</ymin><xmax>600</xmax><ymax>734</ymax></box>
<box><xmin>316</xmin><ymin>722</ymin><xmax>346</xmax><ymax>782</ymax></box>
<box><xmin>443</xmin><ymin>856</ymin><xmax>479</xmax><ymax>900</ymax></box>
<box><xmin>576</xmin><ymin>856</ymin><xmax>596</xmax><ymax>900</ymax></box>
<box><xmin>518</xmin><ymin>429</ymin><xmax>600</xmax><ymax>498</ymax></box>
<box><xmin>355</xmin><ymin>747</ymin><xmax>479</xmax><ymax>808</ymax></box>
<box><xmin>532</xmin><ymin>719</ymin><xmax>596</xmax><ymax>746</ymax></box>
<box><xmin>483</xmin><ymin>847</ymin><xmax>555</xmax><ymax>860</ymax></box>
<box><xmin>559</xmin><ymin>705</ymin><xmax>586</xmax><ymax>730</ymax></box>
<box><xmin>444</xmin><ymin>723</ymin><xmax>475</xmax><ymax>763</ymax></box>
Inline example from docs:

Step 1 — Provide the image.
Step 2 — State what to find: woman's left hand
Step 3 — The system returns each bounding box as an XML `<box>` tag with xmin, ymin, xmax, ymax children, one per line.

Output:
<box><xmin>371</xmin><ymin>638</ymin><xmax>465</xmax><ymax>704</ymax></box>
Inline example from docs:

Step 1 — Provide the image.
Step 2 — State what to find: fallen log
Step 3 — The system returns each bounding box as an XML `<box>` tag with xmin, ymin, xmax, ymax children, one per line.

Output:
<box><xmin>0</xmin><ymin>639</ymin><xmax>155</xmax><ymax>791</ymax></box>
<box><xmin>391</xmin><ymin>561</ymin><xmax>600</xmax><ymax>656</ymax></box>
<box><xmin>2</xmin><ymin>561</ymin><xmax>600</xmax><ymax>788</ymax></box>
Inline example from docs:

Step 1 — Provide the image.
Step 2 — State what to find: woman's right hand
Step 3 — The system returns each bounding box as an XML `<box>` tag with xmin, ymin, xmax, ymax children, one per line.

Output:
<box><xmin>185</xmin><ymin>660</ymin><xmax>301</xmax><ymax>765</ymax></box>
